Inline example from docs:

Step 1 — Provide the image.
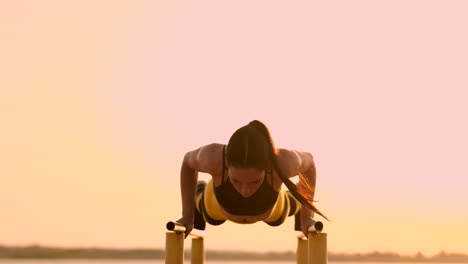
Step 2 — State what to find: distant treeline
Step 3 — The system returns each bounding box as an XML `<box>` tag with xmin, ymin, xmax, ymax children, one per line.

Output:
<box><xmin>0</xmin><ymin>245</ymin><xmax>467</xmax><ymax>262</ymax></box>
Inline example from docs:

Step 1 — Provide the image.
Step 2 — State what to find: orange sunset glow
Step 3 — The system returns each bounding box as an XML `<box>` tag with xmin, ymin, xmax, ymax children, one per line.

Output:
<box><xmin>1</xmin><ymin>0</ymin><xmax>467</xmax><ymax>257</ymax></box>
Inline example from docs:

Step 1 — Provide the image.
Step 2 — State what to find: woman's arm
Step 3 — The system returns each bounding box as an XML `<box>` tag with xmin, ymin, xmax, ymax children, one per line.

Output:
<box><xmin>297</xmin><ymin>152</ymin><xmax>317</xmax><ymax>234</ymax></box>
<box><xmin>177</xmin><ymin>143</ymin><xmax>221</xmax><ymax>237</ymax></box>
<box><xmin>279</xmin><ymin>149</ymin><xmax>318</xmax><ymax>237</ymax></box>
<box><xmin>179</xmin><ymin>150</ymin><xmax>199</xmax><ymax>226</ymax></box>
<box><xmin>296</xmin><ymin>150</ymin><xmax>317</xmax><ymax>201</ymax></box>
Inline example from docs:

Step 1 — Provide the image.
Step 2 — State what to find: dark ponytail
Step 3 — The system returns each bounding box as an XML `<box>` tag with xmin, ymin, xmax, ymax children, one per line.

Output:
<box><xmin>247</xmin><ymin>120</ymin><xmax>329</xmax><ymax>221</ymax></box>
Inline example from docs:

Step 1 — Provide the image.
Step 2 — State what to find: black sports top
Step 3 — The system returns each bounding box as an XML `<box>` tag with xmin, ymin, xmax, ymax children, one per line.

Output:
<box><xmin>213</xmin><ymin>145</ymin><xmax>279</xmax><ymax>216</ymax></box>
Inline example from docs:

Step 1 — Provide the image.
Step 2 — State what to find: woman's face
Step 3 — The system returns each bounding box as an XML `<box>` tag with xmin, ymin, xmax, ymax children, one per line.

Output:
<box><xmin>228</xmin><ymin>167</ymin><xmax>265</xmax><ymax>198</ymax></box>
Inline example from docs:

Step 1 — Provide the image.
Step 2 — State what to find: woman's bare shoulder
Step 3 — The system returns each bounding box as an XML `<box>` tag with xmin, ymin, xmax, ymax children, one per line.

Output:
<box><xmin>184</xmin><ymin>143</ymin><xmax>224</xmax><ymax>175</ymax></box>
<box><xmin>276</xmin><ymin>148</ymin><xmax>313</xmax><ymax>178</ymax></box>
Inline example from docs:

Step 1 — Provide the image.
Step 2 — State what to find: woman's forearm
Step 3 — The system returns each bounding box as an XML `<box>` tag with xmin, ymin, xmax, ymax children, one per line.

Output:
<box><xmin>300</xmin><ymin>205</ymin><xmax>313</xmax><ymax>219</ymax></box>
<box><xmin>180</xmin><ymin>160</ymin><xmax>198</xmax><ymax>219</ymax></box>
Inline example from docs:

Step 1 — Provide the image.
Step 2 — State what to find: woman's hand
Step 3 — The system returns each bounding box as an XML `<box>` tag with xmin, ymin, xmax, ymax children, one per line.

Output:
<box><xmin>175</xmin><ymin>216</ymin><xmax>194</xmax><ymax>238</ymax></box>
<box><xmin>300</xmin><ymin>208</ymin><xmax>314</xmax><ymax>238</ymax></box>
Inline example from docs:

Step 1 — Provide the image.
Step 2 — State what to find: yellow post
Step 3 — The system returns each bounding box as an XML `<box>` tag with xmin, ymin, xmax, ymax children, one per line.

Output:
<box><xmin>308</xmin><ymin>232</ymin><xmax>327</xmax><ymax>264</ymax></box>
<box><xmin>191</xmin><ymin>237</ymin><xmax>204</xmax><ymax>264</ymax></box>
<box><xmin>166</xmin><ymin>232</ymin><xmax>184</xmax><ymax>264</ymax></box>
<box><xmin>297</xmin><ymin>237</ymin><xmax>308</xmax><ymax>264</ymax></box>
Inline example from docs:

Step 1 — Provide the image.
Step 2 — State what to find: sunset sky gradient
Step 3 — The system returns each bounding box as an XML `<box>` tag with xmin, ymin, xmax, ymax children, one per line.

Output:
<box><xmin>1</xmin><ymin>0</ymin><xmax>467</xmax><ymax>256</ymax></box>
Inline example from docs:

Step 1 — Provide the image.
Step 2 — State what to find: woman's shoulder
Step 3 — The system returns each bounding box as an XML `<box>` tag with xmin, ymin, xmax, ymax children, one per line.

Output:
<box><xmin>184</xmin><ymin>143</ymin><xmax>224</xmax><ymax>175</ymax></box>
<box><xmin>275</xmin><ymin>148</ymin><xmax>312</xmax><ymax>178</ymax></box>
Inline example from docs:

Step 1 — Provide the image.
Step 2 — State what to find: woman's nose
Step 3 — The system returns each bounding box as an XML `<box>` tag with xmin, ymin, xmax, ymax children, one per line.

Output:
<box><xmin>239</xmin><ymin>185</ymin><xmax>253</xmax><ymax>197</ymax></box>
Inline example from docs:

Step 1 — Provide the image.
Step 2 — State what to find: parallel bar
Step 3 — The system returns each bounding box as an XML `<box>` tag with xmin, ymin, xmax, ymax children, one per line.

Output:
<box><xmin>165</xmin><ymin>232</ymin><xmax>184</xmax><ymax>264</ymax></box>
<box><xmin>165</xmin><ymin>220</ymin><xmax>328</xmax><ymax>264</ymax></box>
<box><xmin>166</xmin><ymin>221</ymin><xmax>206</xmax><ymax>238</ymax></box>
<box><xmin>297</xmin><ymin>221</ymin><xmax>324</xmax><ymax>239</ymax></box>
<box><xmin>166</xmin><ymin>221</ymin><xmax>186</xmax><ymax>232</ymax></box>
<box><xmin>308</xmin><ymin>221</ymin><xmax>324</xmax><ymax>233</ymax></box>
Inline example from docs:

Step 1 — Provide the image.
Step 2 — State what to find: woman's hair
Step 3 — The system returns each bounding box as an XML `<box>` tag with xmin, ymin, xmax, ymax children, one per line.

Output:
<box><xmin>226</xmin><ymin>120</ymin><xmax>329</xmax><ymax>221</ymax></box>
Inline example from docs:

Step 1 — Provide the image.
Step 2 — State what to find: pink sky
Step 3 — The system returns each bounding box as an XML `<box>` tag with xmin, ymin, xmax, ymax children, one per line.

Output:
<box><xmin>1</xmin><ymin>0</ymin><xmax>467</xmax><ymax>255</ymax></box>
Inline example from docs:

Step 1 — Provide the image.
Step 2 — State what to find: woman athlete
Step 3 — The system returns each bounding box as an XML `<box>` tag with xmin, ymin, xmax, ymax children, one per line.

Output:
<box><xmin>176</xmin><ymin>120</ymin><xmax>329</xmax><ymax>238</ymax></box>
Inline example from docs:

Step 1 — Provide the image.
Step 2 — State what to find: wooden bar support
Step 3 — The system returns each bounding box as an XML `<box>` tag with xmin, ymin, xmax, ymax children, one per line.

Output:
<box><xmin>191</xmin><ymin>237</ymin><xmax>204</xmax><ymax>264</ymax></box>
<box><xmin>308</xmin><ymin>232</ymin><xmax>327</xmax><ymax>264</ymax></box>
<box><xmin>297</xmin><ymin>237</ymin><xmax>308</xmax><ymax>264</ymax></box>
<box><xmin>165</xmin><ymin>221</ymin><xmax>327</xmax><ymax>264</ymax></box>
<box><xmin>166</xmin><ymin>232</ymin><xmax>184</xmax><ymax>264</ymax></box>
